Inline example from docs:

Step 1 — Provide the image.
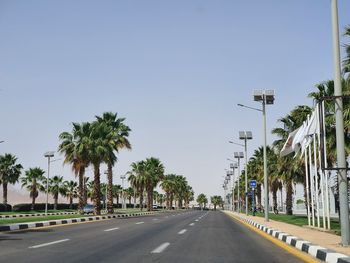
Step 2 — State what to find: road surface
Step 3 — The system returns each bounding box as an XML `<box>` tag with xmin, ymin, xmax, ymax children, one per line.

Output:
<box><xmin>0</xmin><ymin>210</ymin><xmax>306</xmax><ymax>262</ymax></box>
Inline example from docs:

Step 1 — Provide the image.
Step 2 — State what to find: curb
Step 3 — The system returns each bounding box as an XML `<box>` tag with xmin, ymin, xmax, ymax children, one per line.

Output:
<box><xmin>226</xmin><ymin>211</ymin><xmax>350</xmax><ymax>263</ymax></box>
<box><xmin>0</xmin><ymin>212</ymin><xmax>155</xmax><ymax>232</ymax></box>
<box><xmin>0</xmin><ymin>212</ymin><xmax>77</xmax><ymax>219</ymax></box>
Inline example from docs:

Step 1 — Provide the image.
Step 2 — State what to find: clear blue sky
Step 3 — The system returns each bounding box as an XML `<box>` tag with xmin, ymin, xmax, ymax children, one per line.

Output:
<box><xmin>0</xmin><ymin>1</ymin><xmax>349</xmax><ymax>199</ymax></box>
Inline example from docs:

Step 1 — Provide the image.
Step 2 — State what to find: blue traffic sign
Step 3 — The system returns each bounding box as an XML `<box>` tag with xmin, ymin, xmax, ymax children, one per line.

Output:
<box><xmin>250</xmin><ymin>180</ymin><xmax>257</xmax><ymax>188</ymax></box>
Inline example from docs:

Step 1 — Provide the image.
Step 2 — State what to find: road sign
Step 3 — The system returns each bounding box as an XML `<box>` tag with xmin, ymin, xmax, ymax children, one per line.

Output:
<box><xmin>250</xmin><ymin>180</ymin><xmax>257</xmax><ymax>188</ymax></box>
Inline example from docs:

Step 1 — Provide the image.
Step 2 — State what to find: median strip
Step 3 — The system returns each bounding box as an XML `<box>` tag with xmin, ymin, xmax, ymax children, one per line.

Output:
<box><xmin>29</xmin><ymin>239</ymin><xmax>70</xmax><ymax>249</ymax></box>
<box><xmin>0</xmin><ymin>212</ymin><xmax>156</xmax><ymax>232</ymax></box>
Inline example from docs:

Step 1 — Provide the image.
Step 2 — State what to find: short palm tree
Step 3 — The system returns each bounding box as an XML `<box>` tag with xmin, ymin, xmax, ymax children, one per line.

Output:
<box><xmin>0</xmin><ymin>153</ymin><xmax>23</xmax><ymax>207</ymax></box>
<box><xmin>21</xmin><ymin>168</ymin><xmax>45</xmax><ymax>210</ymax></box>
<box><xmin>49</xmin><ymin>175</ymin><xmax>66</xmax><ymax>210</ymax></box>
<box><xmin>144</xmin><ymin>158</ymin><xmax>164</xmax><ymax>211</ymax></box>
<box><xmin>196</xmin><ymin>193</ymin><xmax>208</xmax><ymax>210</ymax></box>
<box><xmin>128</xmin><ymin>161</ymin><xmax>146</xmax><ymax>210</ymax></box>
<box><xmin>211</xmin><ymin>195</ymin><xmax>223</xmax><ymax>210</ymax></box>
<box><xmin>160</xmin><ymin>174</ymin><xmax>177</xmax><ymax>209</ymax></box>
<box><xmin>65</xmin><ymin>180</ymin><xmax>78</xmax><ymax>209</ymax></box>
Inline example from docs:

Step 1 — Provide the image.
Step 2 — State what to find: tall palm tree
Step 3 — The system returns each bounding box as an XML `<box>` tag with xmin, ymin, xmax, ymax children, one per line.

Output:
<box><xmin>0</xmin><ymin>154</ymin><xmax>23</xmax><ymax>207</ymax></box>
<box><xmin>144</xmin><ymin>158</ymin><xmax>164</xmax><ymax>211</ymax></box>
<box><xmin>161</xmin><ymin>174</ymin><xmax>177</xmax><ymax>209</ymax></box>
<box><xmin>112</xmin><ymin>184</ymin><xmax>123</xmax><ymax>206</ymax></box>
<box><xmin>128</xmin><ymin>161</ymin><xmax>146</xmax><ymax>210</ymax></box>
<box><xmin>59</xmin><ymin>122</ymin><xmax>91</xmax><ymax>213</ymax></box>
<box><xmin>95</xmin><ymin>112</ymin><xmax>131</xmax><ymax>214</ymax></box>
<box><xmin>49</xmin><ymin>175</ymin><xmax>66</xmax><ymax>210</ymax></box>
<box><xmin>184</xmin><ymin>185</ymin><xmax>194</xmax><ymax>209</ymax></box>
<box><xmin>65</xmin><ymin>180</ymin><xmax>78</xmax><ymax>209</ymax></box>
<box><xmin>20</xmin><ymin>168</ymin><xmax>45</xmax><ymax>210</ymax></box>
<box><xmin>343</xmin><ymin>26</ymin><xmax>350</xmax><ymax>75</ymax></box>
<box><xmin>125</xmin><ymin>187</ymin><xmax>134</xmax><ymax>205</ymax></box>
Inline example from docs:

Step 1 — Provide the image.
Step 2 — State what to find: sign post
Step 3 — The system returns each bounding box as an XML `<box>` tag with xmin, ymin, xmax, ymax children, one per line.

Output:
<box><xmin>250</xmin><ymin>180</ymin><xmax>257</xmax><ymax>216</ymax></box>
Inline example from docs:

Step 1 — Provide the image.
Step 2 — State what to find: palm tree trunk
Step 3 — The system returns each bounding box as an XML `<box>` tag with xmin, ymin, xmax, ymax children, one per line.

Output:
<box><xmin>69</xmin><ymin>196</ymin><xmax>73</xmax><ymax>209</ymax></box>
<box><xmin>106</xmin><ymin>163</ymin><xmax>114</xmax><ymax>214</ymax></box>
<box><xmin>272</xmin><ymin>187</ymin><xmax>278</xmax><ymax>211</ymax></box>
<box><xmin>54</xmin><ymin>194</ymin><xmax>58</xmax><ymax>210</ymax></box>
<box><xmin>93</xmin><ymin>162</ymin><xmax>101</xmax><ymax>215</ymax></box>
<box><xmin>147</xmin><ymin>188</ymin><xmax>152</xmax><ymax>211</ymax></box>
<box><xmin>139</xmin><ymin>189</ymin><xmax>143</xmax><ymax>211</ymax></box>
<box><xmin>78</xmin><ymin>167</ymin><xmax>85</xmax><ymax>214</ymax></box>
<box><xmin>2</xmin><ymin>183</ymin><xmax>8</xmax><ymax>207</ymax></box>
<box><xmin>286</xmin><ymin>180</ymin><xmax>294</xmax><ymax>215</ymax></box>
<box><xmin>32</xmin><ymin>194</ymin><xmax>36</xmax><ymax>210</ymax></box>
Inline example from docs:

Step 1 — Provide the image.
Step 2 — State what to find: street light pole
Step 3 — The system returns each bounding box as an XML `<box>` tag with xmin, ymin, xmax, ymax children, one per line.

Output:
<box><xmin>44</xmin><ymin>151</ymin><xmax>54</xmax><ymax>215</ymax></box>
<box><xmin>234</xmin><ymin>152</ymin><xmax>244</xmax><ymax>213</ymax></box>
<box><xmin>239</xmin><ymin>131</ymin><xmax>252</xmax><ymax>216</ymax></box>
<box><xmin>331</xmin><ymin>0</ymin><xmax>349</xmax><ymax>246</ymax></box>
<box><xmin>262</xmin><ymin>96</ymin><xmax>269</xmax><ymax>222</ymax></box>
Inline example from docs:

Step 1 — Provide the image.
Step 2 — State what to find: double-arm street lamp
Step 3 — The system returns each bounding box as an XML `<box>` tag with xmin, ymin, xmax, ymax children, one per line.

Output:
<box><xmin>238</xmin><ymin>90</ymin><xmax>275</xmax><ymax>221</ymax></box>
<box><xmin>234</xmin><ymin>152</ymin><xmax>244</xmax><ymax>213</ymax></box>
<box><xmin>239</xmin><ymin>131</ymin><xmax>253</xmax><ymax>216</ymax></box>
<box><xmin>227</xmin><ymin>160</ymin><xmax>238</xmax><ymax>211</ymax></box>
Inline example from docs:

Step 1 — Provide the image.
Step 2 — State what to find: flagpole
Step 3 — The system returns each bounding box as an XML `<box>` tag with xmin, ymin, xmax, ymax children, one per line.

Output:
<box><xmin>316</xmin><ymin>104</ymin><xmax>326</xmax><ymax>229</ymax></box>
<box><xmin>304</xmin><ymin>149</ymin><xmax>311</xmax><ymax>226</ymax></box>
<box><xmin>309</xmin><ymin>143</ymin><xmax>315</xmax><ymax>227</ymax></box>
<box><xmin>313</xmin><ymin>134</ymin><xmax>320</xmax><ymax>228</ymax></box>
<box><xmin>322</xmin><ymin>100</ymin><xmax>331</xmax><ymax>229</ymax></box>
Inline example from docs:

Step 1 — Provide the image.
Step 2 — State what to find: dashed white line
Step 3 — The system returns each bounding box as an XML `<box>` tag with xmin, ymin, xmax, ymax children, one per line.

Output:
<box><xmin>189</xmin><ymin>223</ymin><xmax>195</xmax><ymax>226</ymax></box>
<box><xmin>195</xmin><ymin>219</ymin><xmax>199</xmax><ymax>222</ymax></box>
<box><xmin>136</xmin><ymin>222</ymin><xmax>144</xmax><ymax>225</ymax></box>
<box><xmin>29</xmin><ymin>239</ymin><xmax>70</xmax><ymax>249</ymax></box>
<box><xmin>178</xmin><ymin>229</ymin><xmax>187</xmax><ymax>235</ymax></box>
<box><xmin>153</xmin><ymin>218</ymin><xmax>159</xmax><ymax>221</ymax></box>
<box><xmin>151</xmin><ymin>242</ymin><xmax>170</xmax><ymax>253</ymax></box>
<box><xmin>104</xmin><ymin>227</ymin><xmax>120</xmax><ymax>232</ymax></box>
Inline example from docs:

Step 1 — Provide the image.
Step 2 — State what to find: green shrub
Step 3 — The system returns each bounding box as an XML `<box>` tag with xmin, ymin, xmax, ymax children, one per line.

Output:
<box><xmin>0</xmin><ymin>204</ymin><xmax>12</xmax><ymax>212</ymax></box>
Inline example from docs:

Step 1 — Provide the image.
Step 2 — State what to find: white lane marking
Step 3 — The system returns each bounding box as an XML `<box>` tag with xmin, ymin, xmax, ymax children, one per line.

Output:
<box><xmin>104</xmin><ymin>227</ymin><xmax>120</xmax><ymax>232</ymax></box>
<box><xmin>136</xmin><ymin>222</ymin><xmax>144</xmax><ymax>225</ymax></box>
<box><xmin>151</xmin><ymin>242</ymin><xmax>170</xmax><ymax>254</ymax></box>
<box><xmin>178</xmin><ymin>229</ymin><xmax>187</xmax><ymax>235</ymax></box>
<box><xmin>189</xmin><ymin>223</ymin><xmax>195</xmax><ymax>226</ymax></box>
<box><xmin>153</xmin><ymin>218</ymin><xmax>159</xmax><ymax>221</ymax></box>
<box><xmin>29</xmin><ymin>239</ymin><xmax>70</xmax><ymax>249</ymax></box>
<box><xmin>195</xmin><ymin>219</ymin><xmax>199</xmax><ymax>222</ymax></box>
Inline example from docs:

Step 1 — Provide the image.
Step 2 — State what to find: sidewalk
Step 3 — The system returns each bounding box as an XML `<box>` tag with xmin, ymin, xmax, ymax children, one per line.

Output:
<box><xmin>232</xmin><ymin>211</ymin><xmax>350</xmax><ymax>257</ymax></box>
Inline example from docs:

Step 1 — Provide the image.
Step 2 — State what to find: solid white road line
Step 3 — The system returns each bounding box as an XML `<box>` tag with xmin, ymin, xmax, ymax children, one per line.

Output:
<box><xmin>104</xmin><ymin>227</ymin><xmax>120</xmax><ymax>232</ymax></box>
<box><xmin>136</xmin><ymin>222</ymin><xmax>144</xmax><ymax>225</ymax></box>
<box><xmin>29</xmin><ymin>239</ymin><xmax>70</xmax><ymax>249</ymax></box>
<box><xmin>189</xmin><ymin>223</ymin><xmax>195</xmax><ymax>226</ymax></box>
<box><xmin>151</xmin><ymin>242</ymin><xmax>170</xmax><ymax>254</ymax></box>
<box><xmin>178</xmin><ymin>229</ymin><xmax>187</xmax><ymax>235</ymax></box>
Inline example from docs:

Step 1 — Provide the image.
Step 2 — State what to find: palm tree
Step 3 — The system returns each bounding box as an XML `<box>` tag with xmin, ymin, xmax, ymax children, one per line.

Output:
<box><xmin>211</xmin><ymin>195</ymin><xmax>223</xmax><ymax>210</ymax></box>
<box><xmin>0</xmin><ymin>154</ymin><xmax>23</xmax><ymax>207</ymax></box>
<box><xmin>125</xmin><ymin>187</ymin><xmax>134</xmax><ymax>205</ymax></box>
<box><xmin>49</xmin><ymin>175</ymin><xmax>66</xmax><ymax>210</ymax></box>
<box><xmin>128</xmin><ymin>161</ymin><xmax>146</xmax><ymax>210</ymax></box>
<box><xmin>161</xmin><ymin>174</ymin><xmax>177</xmax><ymax>209</ymax></box>
<box><xmin>343</xmin><ymin>26</ymin><xmax>350</xmax><ymax>75</ymax></box>
<box><xmin>196</xmin><ymin>193</ymin><xmax>208</xmax><ymax>210</ymax></box>
<box><xmin>112</xmin><ymin>184</ymin><xmax>123</xmax><ymax>206</ymax></box>
<box><xmin>59</xmin><ymin>122</ymin><xmax>91</xmax><ymax>213</ymax></box>
<box><xmin>65</xmin><ymin>180</ymin><xmax>78</xmax><ymax>209</ymax></box>
<box><xmin>174</xmin><ymin>175</ymin><xmax>187</xmax><ymax>209</ymax></box>
<box><xmin>144</xmin><ymin>158</ymin><xmax>164</xmax><ymax>211</ymax></box>
<box><xmin>20</xmin><ymin>168</ymin><xmax>45</xmax><ymax>210</ymax></box>
<box><xmin>95</xmin><ymin>112</ymin><xmax>131</xmax><ymax>214</ymax></box>
<box><xmin>184</xmin><ymin>185</ymin><xmax>194</xmax><ymax>209</ymax></box>
<box><xmin>87</xmin><ymin>180</ymin><xmax>94</xmax><ymax>203</ymax></box>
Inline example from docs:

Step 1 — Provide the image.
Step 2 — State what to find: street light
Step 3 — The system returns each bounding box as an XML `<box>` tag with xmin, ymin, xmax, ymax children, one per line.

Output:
<box><xmin>120</xmin><ymin>174</ymin><xmax>126</xmax><ymax>210</ymax></box>
<box><xmin>234</xmin><ymin>152</ymin><xmax>244</xmax><ymax>213</ymax></box>
<box><xmin>229</xmin><ymin>162</ymin><xmax>238</xmax><ymax>211</ymax></box>
<box><xmin>239</xmin><ymin>131</ymin><xmax>253</xmax><ymax>216</ymax></box>
<box><xmin>251</xmin><ymin>89</ymin><xmax>275</xmax><ymax>221</ymax></box>
<box><xmin>331</xmin><ymin>0</ymin><xmax>349</xmax><ymax>246</ymax></box>
<box><xmin>0</xmin><ymin>141</ymin><xmax>4</xmax><ymax>144</ymax></box>
<box><xmin>44</xmin><ymin>151</ymin><xmax>54</xmax><ymax>215</ymax></box>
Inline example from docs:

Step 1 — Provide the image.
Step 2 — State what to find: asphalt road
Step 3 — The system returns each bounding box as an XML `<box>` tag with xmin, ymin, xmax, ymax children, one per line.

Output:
<box><xmin>0</xmin><ymin>210</ymin><xmax>306</xmax><ymax>263</ymax></box>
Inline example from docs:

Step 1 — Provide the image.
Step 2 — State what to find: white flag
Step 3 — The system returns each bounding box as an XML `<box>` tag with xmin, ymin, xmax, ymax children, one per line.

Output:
<box><xmin>280</xmin><ymin>128</ymin><xmax>299</xmax><ymax>157</ymax></box>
